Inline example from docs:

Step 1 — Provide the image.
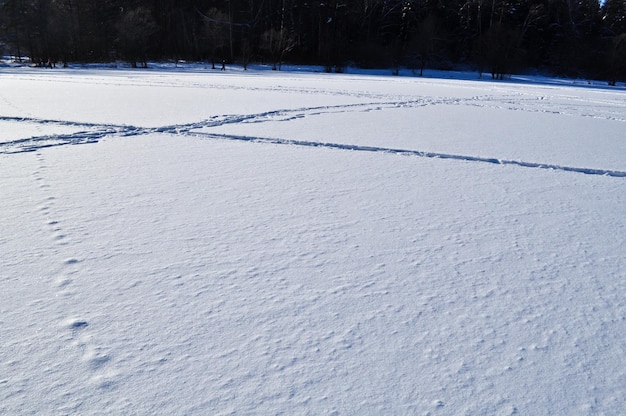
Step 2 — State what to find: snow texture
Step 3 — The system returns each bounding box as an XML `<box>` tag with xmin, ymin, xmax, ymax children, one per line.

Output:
<box><xmin>1</xmin><ymin>65</ymin><xmax>625</xmax><ymax>415</ymax></box>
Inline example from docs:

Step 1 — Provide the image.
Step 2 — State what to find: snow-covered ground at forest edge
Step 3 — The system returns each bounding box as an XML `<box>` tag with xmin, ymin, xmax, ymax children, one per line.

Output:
<box><xmin>1</xmin><ymin>65</ymin><xmax>624</xmax><ymax>415</ymax></box>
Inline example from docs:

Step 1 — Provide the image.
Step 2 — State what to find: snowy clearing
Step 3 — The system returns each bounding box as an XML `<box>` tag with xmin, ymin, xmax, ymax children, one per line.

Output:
<box><xmin>1</xmin><ymin>65</ymin><xmax>625</xmax><ymax>415</ymax></box>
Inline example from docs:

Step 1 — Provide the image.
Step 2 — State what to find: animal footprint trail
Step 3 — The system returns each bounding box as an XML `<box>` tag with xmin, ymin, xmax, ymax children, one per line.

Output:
<box><xmin>29</xmin><ymin>151</ymin><xmax>120</xmax><ymax>389</ymax></box>
<box><xmin>33</xmin><ymin>154</ymin><xmax>66</xmax><ymax>245</ymax></box>
<box><xmin>31</xmin><ymin>152</ymin><xmax>77</xmax><ymax>289</ymax></box>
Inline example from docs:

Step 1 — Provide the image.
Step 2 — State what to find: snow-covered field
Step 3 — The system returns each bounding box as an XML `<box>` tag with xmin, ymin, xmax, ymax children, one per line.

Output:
<box><xmin>1</xmin><ymin>64</ymin><xmax>624</xmax><ymax>415</ymax></box>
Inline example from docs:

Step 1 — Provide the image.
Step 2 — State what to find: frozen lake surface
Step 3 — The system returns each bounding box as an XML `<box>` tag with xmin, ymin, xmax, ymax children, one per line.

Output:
<box><xmin>1</xmin><ymin>65</ymin><xmax>624</xmax><ymax>415</ymax></box>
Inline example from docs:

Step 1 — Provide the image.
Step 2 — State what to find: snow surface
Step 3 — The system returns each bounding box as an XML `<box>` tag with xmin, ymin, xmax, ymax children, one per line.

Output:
<box><xmin>1</xmin><ymin>65</ymin><xmax>625</xmax><ymax>415</ymax></box>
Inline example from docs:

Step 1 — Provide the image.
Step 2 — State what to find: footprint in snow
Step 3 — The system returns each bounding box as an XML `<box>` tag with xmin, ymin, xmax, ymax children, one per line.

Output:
<box><xmin>90</xmin><ymin>371</ymin><xmax>119</xmax><ymax>389</ymax></box>
<box><xmin>54</xmin><ymin>275</ymin><xmax>73</xmax><ymax>288</ymax></box>
<box><xmin>82</xmin><ymin>346</ymin><xmax>112</xmax><ymax>369</ymax></box>
<box><xmin>62</xmin><ymin>317</ymin><xmax>89</xmax><ymax>330</ymax></box>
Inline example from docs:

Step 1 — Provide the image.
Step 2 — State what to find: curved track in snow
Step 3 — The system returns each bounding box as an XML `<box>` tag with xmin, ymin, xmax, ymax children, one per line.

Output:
<box><xmin>1</xmin><ymin>96</ymin><xmax>625</xmax><ymax>178</ymax></box>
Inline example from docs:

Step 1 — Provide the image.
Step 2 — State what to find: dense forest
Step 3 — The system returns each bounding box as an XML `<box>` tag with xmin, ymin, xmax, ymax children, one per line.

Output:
<box><xmin>1</xmin><ymin>1</ymin><xmax>625</xmax><ymax>82</ymax></box>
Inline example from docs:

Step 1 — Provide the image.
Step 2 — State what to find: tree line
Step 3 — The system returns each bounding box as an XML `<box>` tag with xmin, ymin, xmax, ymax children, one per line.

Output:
<box><xmin>1</xmin><ymin>0</ymin><xmax>625</xmax><ymax>82</ymax></box>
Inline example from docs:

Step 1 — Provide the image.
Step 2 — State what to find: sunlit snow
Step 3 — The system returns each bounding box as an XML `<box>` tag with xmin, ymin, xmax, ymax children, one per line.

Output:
<box><xmin>1</xmin><ymin>64</ymin><xmax>624</xmax><ymax>415</ymax></box>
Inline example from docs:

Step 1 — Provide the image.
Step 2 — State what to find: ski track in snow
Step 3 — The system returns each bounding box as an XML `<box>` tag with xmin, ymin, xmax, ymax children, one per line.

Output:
<box><xmin>1</xmin><ymin>93</ymin><xmax>625</xmax><ymax>178</ymax></box>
